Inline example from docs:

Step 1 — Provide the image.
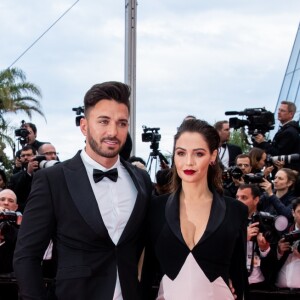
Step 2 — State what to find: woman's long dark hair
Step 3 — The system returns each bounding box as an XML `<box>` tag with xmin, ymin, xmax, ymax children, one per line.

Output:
<box><xmin>170</xmin><ymin>119</ymin><xmax>223</xmax><ymax>194</ymax></box>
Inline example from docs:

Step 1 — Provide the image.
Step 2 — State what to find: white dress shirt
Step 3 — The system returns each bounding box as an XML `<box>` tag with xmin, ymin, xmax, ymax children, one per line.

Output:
<box><xmin>81</xmin><ymin>149</ymin><xmax>137</xmax><ymax>300</ymax></box>
<box><xmin>247</xmin><ymin>241</ymin><xmax>265</xmax><ymax>284</ymax></box>
<box><xmin>218</xmin><ymin>145</ymin><xmax>229</xmax><ymax>169</ymax></box>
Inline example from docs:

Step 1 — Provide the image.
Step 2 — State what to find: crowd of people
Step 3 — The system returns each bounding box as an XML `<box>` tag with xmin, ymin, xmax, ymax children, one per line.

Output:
<box><xmin>0</xmin><ymin>81</ymin><xmax>299</xmax><ymax>300</ymax></box>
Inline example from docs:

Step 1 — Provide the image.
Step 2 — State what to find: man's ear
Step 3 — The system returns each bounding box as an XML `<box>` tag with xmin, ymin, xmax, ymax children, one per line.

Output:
<box><xmin>13</xmin><ymin>203</ymin><xmax>18</xmax><ymax>211</ymax></box>
<box><xmin>80</xmin><ymin>117</ymin><xmax>87</xmax><ymax>137</ymax></box>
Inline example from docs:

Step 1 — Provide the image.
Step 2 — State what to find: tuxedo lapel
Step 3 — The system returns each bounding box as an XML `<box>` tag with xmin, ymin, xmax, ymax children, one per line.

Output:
<box><xmin>199</xmin><ymin>191</ymin><xmax>226</xmax><ymax>245</ymax></box>
<box><xmin>63</xmin><ymin>152</ymin><xmax>111</xmax><ymax>239</ymax></box>
<box><xmin>165</xmin><ymin>189</ymin><xmax>185</xmax><ymax>245</ymax></box>
<box><xmin>165</xmin><ymin>189</ymin><xmax>227</xmax><ymax>247</ymax></box>
<box><xmin>118</xmin><ymin>160</ymin><xmax>149</xmax><ymax>244</ymax></box>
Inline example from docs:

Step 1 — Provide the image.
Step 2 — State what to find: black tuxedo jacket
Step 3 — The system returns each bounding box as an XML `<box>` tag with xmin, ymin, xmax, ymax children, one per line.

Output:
<box><xmin>13</xmin><ymin>151</ymin><xmax>153</xmax><ymax>300</ymax></box>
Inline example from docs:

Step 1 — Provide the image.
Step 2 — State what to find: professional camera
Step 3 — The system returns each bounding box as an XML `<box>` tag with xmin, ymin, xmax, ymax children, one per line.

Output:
<box><xmin>33</xmin><ymin>155</ymin><xmax>47</xmax><ymax>163</ymax></box>
<box><xmin>282</xmin><ymin>230</ymin><xmax>300</xmax><ymax>252</ymax></box>
<box><xmin>15</xmin><ymin>120</ymin><xmax>30</xmax><ymax>146</ymax></box>
<box><xmin>39</xmin><ymin>160</ymin><xmax>60</xmax><ymax>169</ymax></box>
<box><xmin>251</xmin><ymin>211</ymin><xmax>288</xmax><ymax>244</ymax></box>
<box><xmin>265</xmin><ymin>153</ymin><xmax>300</xmax><ymax>167</ymax></box>
<box><xmin>142</xmin><ymin>125</ymin><xmax>169</xmax><ymax>172</ymax></box>
<box><xmin>0</xmin><ymin>210</ymin><xmax>22</xmax><ymax>229</ymax></box>
<box><xmin>72</xmin><ymin>106</ymin><xmax>84</xmax><ymax>126</ymax></box>
<box><xmin>244</xmin><ymin>172</ymin><xmax>265</xmax><ymax>184</ymax></box>
<box><xmin>33</xmin><ymin>155</ymin><xmax>60</xmax><ymax>170</ymax></box>
<box><xmin>222</xmin><ymin>166</ymin><xmax>243</xmax><ymax>182</ymax></box>
<box><xmin>142</xmin><ymin>126</ymin><xmax>161</xmax><ymax>143</ymax></box>
<box><xmin>225</xmin><ymin>107</ymin><xmax>275</xmax><ymax>136</ymax></box>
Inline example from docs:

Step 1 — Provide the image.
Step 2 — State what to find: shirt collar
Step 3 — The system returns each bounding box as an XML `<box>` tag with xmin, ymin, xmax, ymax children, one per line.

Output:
<box><xmin>280</xmin><ymin>120</ymin><xmax>293</xmax><ymax>127</ymax></box>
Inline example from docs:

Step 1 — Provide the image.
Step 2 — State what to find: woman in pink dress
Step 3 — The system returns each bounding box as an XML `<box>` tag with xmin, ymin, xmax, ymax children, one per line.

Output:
<box><xmin>142</xmin><ymin>119</ymin><xmax>248</xmax><ymax>300</ymax></box>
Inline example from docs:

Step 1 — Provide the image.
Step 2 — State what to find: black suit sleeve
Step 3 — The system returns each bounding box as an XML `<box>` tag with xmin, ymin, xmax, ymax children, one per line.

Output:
<box><xmin>13</xmin><ymin>170</ymin><xmax>55</xmax><ymax>300</ymax></box>
<box><xmin>229</xmin><ymin>203</ymin><xmax>249</xmax><ymax>300</ymax></box>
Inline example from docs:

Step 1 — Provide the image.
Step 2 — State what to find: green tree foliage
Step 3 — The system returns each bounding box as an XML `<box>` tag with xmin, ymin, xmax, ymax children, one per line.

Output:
<box><xmin>229</xmin><ymin>128</ymin><xmax>252</xmax><ymax>153</ymax></box>
<box><xmin>0</xmin><ymin>67</ymin><xmax>45</xmax><ymax>171</ymax></box>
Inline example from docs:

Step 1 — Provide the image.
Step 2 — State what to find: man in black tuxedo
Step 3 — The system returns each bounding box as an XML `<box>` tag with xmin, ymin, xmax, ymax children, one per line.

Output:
<box><xmin>13</xmin><ymin>81</ymin><xmax>153</xmax><ymax>300</ymax></box>
<box><xmin>214</xmin><ymin>120</ymin><xmax>242</xmax><ymax>169</ymax></box>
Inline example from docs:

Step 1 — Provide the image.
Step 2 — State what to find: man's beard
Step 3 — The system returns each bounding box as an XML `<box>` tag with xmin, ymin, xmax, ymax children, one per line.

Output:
<box><xmin>88</xmin><ymin>135</ymin><xmax>123</xmax><ymax>158</ymax></box>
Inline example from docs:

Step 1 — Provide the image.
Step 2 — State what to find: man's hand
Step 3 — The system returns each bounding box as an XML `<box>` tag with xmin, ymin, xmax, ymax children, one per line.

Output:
<box><xmin>293</xmin><ymin>247</ymin><xmax>300</xmax><ymax>259</ymax></box>
<box><xmin>228</xmin><ymin>279</ymin><xmax>237</xmax><ymax>299</ymax></box>
<box><xmin>259</xmin><ymin>178</ymin><xmax>273</xmax><ymax>196</ymax></box>
<box><xmin>278</xmin><ymin>238</ymin><xmax>290</xmax><ymax>255</ymax></box>
<box><xmin>247</xmin><ymin>222</ymin><xmax>259</xmax><ymax>241</ymax></box>
<box><xmin>232</xmin><ymin>176</ymin><xmax>245</xmax><ymax>187</ymax></box>
<box><xmin>273</xmin><ymin>160</ymin><xmax>285</xmax><ymax>170</ymax></box>
<box><xmin>257</xmin><ymin>233</ymin><xmax>270</xmax><ymax>251</ymax></box>
<box><xmin>263</xmin><ymin>165</ymin><xmax>274</xmax><ymax>178</ymax></box>
<box><xmin>15</xmin><ymin>157</ymin><xmax>22</xmax><ymax>168</ymax></box>
<box><xmin>26</xmin><ymin>157</ymin><xmax>39</xmax><ymax>175</ymax></box>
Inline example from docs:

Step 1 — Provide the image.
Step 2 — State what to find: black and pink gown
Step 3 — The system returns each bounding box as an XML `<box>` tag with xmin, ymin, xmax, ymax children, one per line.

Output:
<box><xmin>142</xmin><ymin>189</ymin><xmax>248</xmax><ymax>300</ymax></box>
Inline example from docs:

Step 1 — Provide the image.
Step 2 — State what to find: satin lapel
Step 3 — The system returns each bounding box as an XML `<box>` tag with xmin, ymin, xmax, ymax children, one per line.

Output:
<box><xmin>198</xmin><ymin>190</ymin><xmax>226</xmax><ymax>245</ymax></box>
<box><xmin>165</xmin><ymin>189</ymin><xmax>186</xmax><ymax>245</ymax></box>
<box><xmin>118</xmin><ymin>160</ymin><xmax>149</xmax><ymax>245</ymax></box>
<box><xmin>63</xmin><ymin>152</ymin><xmax>110</xmax><ymax>239</ymax></box>
<box><xmin>165</xmin><ymin>189</ymin><xmax>227</xmax><ymax>247</ymax></box>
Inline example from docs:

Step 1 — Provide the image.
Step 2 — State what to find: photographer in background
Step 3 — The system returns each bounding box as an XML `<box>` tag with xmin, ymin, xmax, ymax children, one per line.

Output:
<box><xmin>0</xmin><ymin>189</ymin><xmax>20</xmax><ymax>299</ymax></box>
<box><xmin>9</xmin><ymin>145</ymin><xmax>37</xmax><ymax>213</ymax></box>
<box><xmin>9</xmin><ymin>144</ymin><xmax>59</xmax><ymax>213</ymax></box>
<box><xmin>23</xmin><ymin>122</ymin><xmax>47</xmax><ymax>152</ymax></box>
<box><xmin>259</xmin><ymin>168</ymin><xmax>298</xmax><ymax>223</ymax></box>
<box><xmin>236</xmin><ymin>184</ymin><xmax>275</xmax><ymax>297</ymax></box>
<box><xmin>38</xmin><ymin>143</ymin><xmax>59</xmax><ymax>161</ymax></box>
<box><xmin>254</xmin><ymin>101</ymin><xmax>300</xmax><ymax>172</ymax></box>
<box><xmin>14</xmin><ymin>122</ymin><xmax>48</xmax><ymax>172</ymax></box>
<box><xmin>214</xmin><ymin>120</ymin><xmax>242</xmax><ymax>169</ymax></box>
<box><xmin>223</xmin><ymin>154</ymin><xmax>252</xmax><ymax>198</ymax></box>
<box><xmin>274</xmin><ymin>198</ymin><xmax>300</xmax><ymax>292</ymax></box>
<box><xmin>248</xmin><ymin>147</ymin><xmax>274</xmax><ymax>179</ymax></box>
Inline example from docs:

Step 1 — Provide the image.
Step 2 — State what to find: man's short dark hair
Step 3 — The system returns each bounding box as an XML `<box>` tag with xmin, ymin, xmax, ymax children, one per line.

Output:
<box><xmin>21</xmin><ymin>145</ymin><xmax>37</xmax><ymax>155</ymax></box>
<box><xmin>281</xmin><ymin>101</ymin><xmax>296</xmax><ymax>114</ymax></box>
<box><xmin>235</xmin><ymin>154</ymin><xmax>252</xmax><ymax>165</ymax></box>
<box><xmin>214</xmin><ymin>120</ymin><xmax>229</xmax><ymax>132</ymax></box>
<box><xmin>25</xmin><ymin>123</ymin><xmax>37</xmax><ymax>135</ymax></box>
<box><xmin>292</xmin><ymin>197</ymin><xmax>300</xmax><ymax>211</ymax></box>
<box><xmin>238</xmin><ymin>184</ymin><xmax>261</xmax><ymax>199</ymax></box>
<box><xmin>128</xmin><ymin>156</ymin><xmax>146</xmax><ymax>166</ymax></box>
<box><xmin>84</xmin><ymin>81</ymin><xmax>131</xmax><ymax>115</ymax></box>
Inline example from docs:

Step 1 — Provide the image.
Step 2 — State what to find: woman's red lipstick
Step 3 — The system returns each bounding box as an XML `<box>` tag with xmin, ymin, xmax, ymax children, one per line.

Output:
<box><xmin>184</xmin><ymin>170</ymin><xmax>196</xmax><ymax>175</ymax></box>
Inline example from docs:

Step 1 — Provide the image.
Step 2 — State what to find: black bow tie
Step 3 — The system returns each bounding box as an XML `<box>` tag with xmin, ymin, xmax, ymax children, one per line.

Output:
<box><xmin>221</xmin><ymin>143</ymin><xmax>227</xmax><ymax>149</ymax></box>
<box><xmin>93</xmin><ymin>168</ymin><xmax>118</xmax><ymax>183</ymax></box>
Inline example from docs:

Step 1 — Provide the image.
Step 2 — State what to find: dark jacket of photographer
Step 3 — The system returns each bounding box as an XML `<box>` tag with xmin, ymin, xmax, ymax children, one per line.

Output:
<box><xmin>9</xmin><ymin>170</ymin><xmax>33</xmax><ymax>213</ymax></box>
<box><xmin>0</xmin><ymin>223</ymin><xmax>18</xmax><ymax>273</ymax></box>
<box><xmin>254</xmin><ymin>121</ymin><xmax>300</xmax><ymax>170</ymax></box>
<box><xmin>259</xmin><ymin>190</ymin><xmax>296</xmax><ymax>223</ymax></box>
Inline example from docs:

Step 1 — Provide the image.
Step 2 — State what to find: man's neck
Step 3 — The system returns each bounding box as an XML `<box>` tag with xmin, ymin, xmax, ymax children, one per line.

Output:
<box><xmin>280</xmin><ymin>119</ymin><xmax>293</xmax><ymax>126</ymax></box>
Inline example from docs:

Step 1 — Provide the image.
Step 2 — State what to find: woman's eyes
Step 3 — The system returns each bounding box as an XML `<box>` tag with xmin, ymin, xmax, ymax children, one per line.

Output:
<box><xmin>176</xmin><ymin>151</ymin><xmax>204</xmax><ymax>157</ymax></box>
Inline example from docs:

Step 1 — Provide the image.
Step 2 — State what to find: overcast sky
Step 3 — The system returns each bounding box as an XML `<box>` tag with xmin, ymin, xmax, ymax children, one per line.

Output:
<box><xmin>1</xmin><ymin>0</ymin><xmax>300</xmax><ymax>166</ymax></box>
